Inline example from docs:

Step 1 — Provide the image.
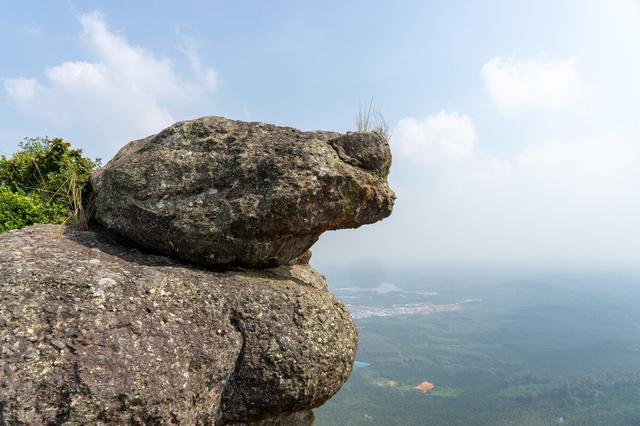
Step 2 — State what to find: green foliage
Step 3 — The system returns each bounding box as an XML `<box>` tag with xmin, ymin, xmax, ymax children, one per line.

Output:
<box><xmin>0</xmin><ymin>186</ymin><xmax>67</xmax><ymax>233</ymax></box>
<box><xmin>0</xmin><ymin>137</ymin><xmax>99</xmax><ymax>204</ymax></box>
<box><xmin>0</xmin><ymin>137</ymin><xmax>100</xmax><ymax>233</ymax></box>
<box><xmin>316</xmin><ymin>277</ymin><xmax>640</xmax><ymax>426</ymax></box>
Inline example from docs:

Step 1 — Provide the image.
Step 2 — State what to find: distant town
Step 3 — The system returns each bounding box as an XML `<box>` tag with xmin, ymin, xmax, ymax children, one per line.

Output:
<box><xmin>346</xmin><ymin>299</ymin><xmax>481</xmax><ymax>319</ymax></box>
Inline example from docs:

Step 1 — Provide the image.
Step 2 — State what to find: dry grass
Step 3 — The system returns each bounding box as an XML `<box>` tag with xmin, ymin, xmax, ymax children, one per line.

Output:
<box><xmin>66</xmin><ymin>173</ymin><xmax>94</xmax><ymax>230</ymax></box>
<box><xmin>372</xmin><ymin>111</ymin><xmax>391</xmax><ymax>142</ymax></box>
<box><xmin>356</xmin><ymin>99</ymin><xmax>391</xmax><ymax>142</ymax></box>
<box><xmin>356</xmin><ymin>99</ymin><xmax>375</xmax><ymax>132</ymax></box>
<box><xmin>33</xmin><ymin>168</ymin><xmax>94</xmax><ymax>230</ymax></box>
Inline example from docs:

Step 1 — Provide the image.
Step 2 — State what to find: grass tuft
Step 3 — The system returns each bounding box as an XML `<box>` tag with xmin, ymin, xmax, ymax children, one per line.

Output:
<box><xmin>356</xmin><ymin>99</ymin><xmax>391</xmax><ymax>142</ymax></box>
<box><xmin>356</xmin><ymin>98</ymin><xmax>375</xmax><ymax>133</ymax></box>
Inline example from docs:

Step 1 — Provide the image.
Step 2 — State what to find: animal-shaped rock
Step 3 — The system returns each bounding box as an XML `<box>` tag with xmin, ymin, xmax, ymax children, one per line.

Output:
<box><xmin>90</xmin><ymin>116</ymin><xmax>395</xmax><ymax>268</ymax></box>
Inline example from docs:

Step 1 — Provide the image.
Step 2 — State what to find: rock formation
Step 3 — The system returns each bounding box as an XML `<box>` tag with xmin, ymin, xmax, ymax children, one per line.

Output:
<box><xmin>0</xmin><ymin>116</ymin><xmax>395</xmax><ymax>424</ymax></box>
<box><xmin>90</xmin><ymin>116</ymin><xmax>394</xmax><ymax>269</ymax></box>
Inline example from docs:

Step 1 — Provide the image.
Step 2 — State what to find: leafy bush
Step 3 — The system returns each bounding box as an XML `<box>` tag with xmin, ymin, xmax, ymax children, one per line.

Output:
<box><xmin>0</xmin><ymin>186</ymin><xmax>68</xmax><ymax>233</ymax></box>
<box><xmin>0</xmin><ymin>137</ymin><xmax>100</xmax><ymax>233</ymax></box>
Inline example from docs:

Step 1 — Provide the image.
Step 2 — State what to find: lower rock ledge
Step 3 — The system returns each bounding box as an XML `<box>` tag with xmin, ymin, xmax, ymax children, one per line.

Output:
<box><xmin>0</xmin><ymin>225</ymin><xmax>357</xmax><ymax>424</ymax></box>
<box><xmin>224</xmin><ymin>410</ymin><xmax>314</xmax><ymax>426</ymax></box>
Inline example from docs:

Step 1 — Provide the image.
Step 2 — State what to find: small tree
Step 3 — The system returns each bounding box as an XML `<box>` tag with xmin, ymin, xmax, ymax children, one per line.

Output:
<box><xmin>0</xmin><ymin>137</ymin><xmax>100</xmax><ymax>232</ymax></box>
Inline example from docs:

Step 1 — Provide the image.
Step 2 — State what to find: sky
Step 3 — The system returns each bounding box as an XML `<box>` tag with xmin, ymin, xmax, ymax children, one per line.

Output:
<box><xmin>2</xmin><ymin>0</ymin><xmax>640</xmax><ymax>270</ymax></box>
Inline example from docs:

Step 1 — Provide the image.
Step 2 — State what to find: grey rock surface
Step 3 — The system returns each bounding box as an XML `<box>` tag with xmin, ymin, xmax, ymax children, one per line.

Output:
<box><xmin>225</xmin><ymin>410</ymin><xmax>315</xmax><ymax>426</ymax></box>
<box><xmin>90</xmin><ymin>116</ymin><xmax>394</xmax><ymax>269</ymax></box>
<box><xmin>0</xmin><ymin>225</ymin><xmax>357</xmax><ymax>424</ymax></box>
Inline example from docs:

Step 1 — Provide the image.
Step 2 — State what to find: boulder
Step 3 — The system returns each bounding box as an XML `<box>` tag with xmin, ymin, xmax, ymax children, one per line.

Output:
<box><xmin>0</xmin><ymin>225</ymin><xmax>356</xmax><ymax>424</ymax></box>
<box><xmin>90</xmin><ymin>116</ymin><xmax>394</xmax><ymax>269</ymax></box>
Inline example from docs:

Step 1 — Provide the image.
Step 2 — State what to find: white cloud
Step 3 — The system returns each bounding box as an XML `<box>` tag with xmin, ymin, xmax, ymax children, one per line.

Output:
<box><xmin>481</xmin><ymin>56</ymin><xmax>578</xmax><ymax>113</ymax></box>
<box><xmin>3</xmin><ymin>77</ymin><xmax>40</xmax><ymax>102</ymax></box>
<box><xmin>3</xmin><ymin>12</ymin><xmax>216</xmax><ymax>156</ymax></box>
<box><xmin>45</xmin><ymin>62</ymin><xmax>109</xmax><ymax>91</ymax></box>
<box><xmin>178</xmin><ymin>36</ymin><xmax>218</xmax><ymax>91</ymax></box>
<box><xmin>393</xmin><ymin>111</ymin><xmax>476</xmax><ymax>163</ymax></box>
<box><xmin>410</xmin><ymin>113</ymin><xmax>640</xmax><ymax>264</ymax></box>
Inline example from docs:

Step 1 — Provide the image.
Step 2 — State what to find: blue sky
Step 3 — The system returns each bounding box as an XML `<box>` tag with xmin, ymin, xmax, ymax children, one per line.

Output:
<box><xmin>3</xmin><ymin>1</ymin><xmax>640</xmax><ymax>269</ymax></box>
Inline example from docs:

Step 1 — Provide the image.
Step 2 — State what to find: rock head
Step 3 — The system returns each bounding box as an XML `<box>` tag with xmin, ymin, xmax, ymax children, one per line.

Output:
<box><xmin>90</xmin><ymin>116</ymin><xmax>395</xmax><ymax>268</ymax></box>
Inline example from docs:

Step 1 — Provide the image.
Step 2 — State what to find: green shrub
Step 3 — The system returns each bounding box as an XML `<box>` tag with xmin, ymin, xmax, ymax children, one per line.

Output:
<box><xmin>0</xmin><ymin>186</ymin><xmax>68</xmax><ymax>233</ymax></box>
<box><xmin>0</xmin><ymin>137</ymin><xmax>100</xmax><ymax>233</ymax></box>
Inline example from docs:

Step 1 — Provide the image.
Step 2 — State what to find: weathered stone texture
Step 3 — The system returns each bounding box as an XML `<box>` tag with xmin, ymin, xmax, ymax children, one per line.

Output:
<box><xmin>1</xmin><ymin>116</ymin><xmax>395</xmax><ymax>424</ymax></box>
<box><xmin>0</xmin><ymin>225</ymin><xmax>356</xmax><ymax>424</ymax></box>
<box><xmin>91</xmin><ymin>116</ymin><xmax>394</xmax><ymax>268</ymax></box>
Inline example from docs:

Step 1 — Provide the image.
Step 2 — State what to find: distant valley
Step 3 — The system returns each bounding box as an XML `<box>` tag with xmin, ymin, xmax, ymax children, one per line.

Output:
<box><xmin>316</xmin><ymin>271</ymin><xmax>640</xmax><ymax>426</ymax></box>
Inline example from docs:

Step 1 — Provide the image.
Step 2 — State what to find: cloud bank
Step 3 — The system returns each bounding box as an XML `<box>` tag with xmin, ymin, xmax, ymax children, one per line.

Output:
<box><xmin>317</xmin><ymin>106</ymin><xmax>640</xmax><ymax>269</ymax></box>
<box><xmin>481</xmin><ymin>56</ymin><xmax>578</xmax><ymax>113</ymax></box>
<box><xmin>382</xmin><ymin>111</ymin><xmax>640</xmax><ymax>266</ymax></box>
<box><xmin>394</xmin><ymin>112</ymin><xmax>476</xmax><ymax>163</ymax></box>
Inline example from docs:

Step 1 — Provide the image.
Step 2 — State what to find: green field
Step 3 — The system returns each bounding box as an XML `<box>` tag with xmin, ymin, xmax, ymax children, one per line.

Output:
<box><xmin>315</xmin><ymin>271</ymin><xmax>640</xmax><ymax>425</ymax></box>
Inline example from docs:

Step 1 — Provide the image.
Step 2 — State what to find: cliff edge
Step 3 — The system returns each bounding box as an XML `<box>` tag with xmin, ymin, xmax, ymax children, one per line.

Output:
<box><xmin>0</xmin><ymin>116</ymin><xmax>395</xmax><ymax>424</ymax></box>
